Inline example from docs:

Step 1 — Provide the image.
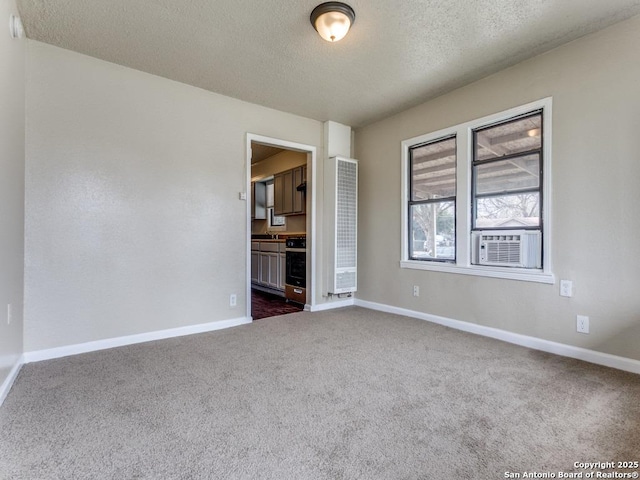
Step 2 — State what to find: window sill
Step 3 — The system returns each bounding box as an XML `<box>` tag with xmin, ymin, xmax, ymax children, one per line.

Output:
<box><xmin>400</xmin><ymin>260</ymin><xmax>555</xmax><ymax>284</ymax></box>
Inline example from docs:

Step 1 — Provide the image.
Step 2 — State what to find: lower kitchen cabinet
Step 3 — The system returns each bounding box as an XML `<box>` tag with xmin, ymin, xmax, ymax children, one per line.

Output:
<box><xmin>278</xmin><ymin>252</ymin><xmax>286</xmax><ymax>291</ymax></box>
<box><xmin>266</xmin><ymin>252</ymin><xmax>279</xmax><ymax>290</ymax></box>
<box><xmin>251</xmin><ymin>241</ymin><xmax>286</xmax><ymax>295</ymax></box>
<box><xmin>250</xmin><ymin>251</ymin><xmax>260</xmax><ymax>284</ymax></box>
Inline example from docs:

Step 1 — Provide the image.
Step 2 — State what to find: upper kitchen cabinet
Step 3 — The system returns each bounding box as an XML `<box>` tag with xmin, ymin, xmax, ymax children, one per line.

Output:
<box><xmin>274</xmin><ymin>165</ymin><xmax>306</xmax><ymax>216</ymax></box>
<box><xmin>274</xmin><ymin>170</ymin><xmax>292</xmax><ymax>216</ymax></box>
<box><xmin>251</xmin><ymin>181</ymin><xmax>266</xmax><ymax>220</ymax></box>
<box><xmin>293</xmin><ymin>166</ymin><xmax>306</xmax><ymax>214</ymax></box>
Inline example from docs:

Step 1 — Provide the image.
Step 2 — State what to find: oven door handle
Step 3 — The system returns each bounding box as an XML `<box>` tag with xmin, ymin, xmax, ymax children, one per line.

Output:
<box><xmin>285</xmin><ymin>248</ymin><xmax>306</xmax><ymax>253</ymax></box>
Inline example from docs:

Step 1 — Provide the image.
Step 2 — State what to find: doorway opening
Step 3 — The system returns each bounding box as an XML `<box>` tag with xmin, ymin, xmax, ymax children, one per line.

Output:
<box><xmin>246</xmin><ymin>134</ymin><xmax>316</xmax><ymax>321</ymax></box>
<box><xmin>251</xmin><ymin>290</ymin><xmax>303</xmax><ymax>320</ymax></box>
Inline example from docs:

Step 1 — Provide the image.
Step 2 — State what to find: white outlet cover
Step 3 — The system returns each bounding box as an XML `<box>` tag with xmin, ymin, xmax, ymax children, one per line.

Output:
<box><xmin>560</xmin><ymin>280</ymin><xmax>573</xmax><ymax>297</ymax></box>
<box><xmin>577</xmin><ymin>315</ymin><xmax>589</xmax><ymax>334</ymax></box>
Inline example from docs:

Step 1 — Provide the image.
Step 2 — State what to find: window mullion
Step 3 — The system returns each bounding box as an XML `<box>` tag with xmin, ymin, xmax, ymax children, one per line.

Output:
<box><xmin>472</xmin><ymin>148</ymin><xmax>541</xmax><ymax>166</ymax></box>
<box><xmin>454</xmin><ymin>127</ymin><xmax>471</xmax><ymax>267</ymax></box>
<box><xmin>475</xmin><ymin>186</ymin><xmax>541</xmax><ymax>199</ymax></box>
<box><xmin>409</xmin><ymin>196</ymin><xmax>456</xmax><ymax>207</ymax></box>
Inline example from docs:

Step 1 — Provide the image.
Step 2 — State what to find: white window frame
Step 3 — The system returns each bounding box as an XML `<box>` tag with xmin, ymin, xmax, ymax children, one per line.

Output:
<box><xmin>400</xmin><ymin>97</ymin><xmax>554</xmax><ymax>284</ymax></box>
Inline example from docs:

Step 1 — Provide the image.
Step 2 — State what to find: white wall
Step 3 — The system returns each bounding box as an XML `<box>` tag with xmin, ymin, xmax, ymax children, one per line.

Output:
<box><xmin>0</xmin><ymin>0</ymin><xmax>25</xmax><ymax>388</ymax></box>
<box><xmin>355</xmin><ymin>15</ymin><xmax>640</xmax><ymax>361</ymax></box>
<box><xmin>24</xmin><ymin>42</ymin><xmax>328</xmax><ymax>352</ymax></box>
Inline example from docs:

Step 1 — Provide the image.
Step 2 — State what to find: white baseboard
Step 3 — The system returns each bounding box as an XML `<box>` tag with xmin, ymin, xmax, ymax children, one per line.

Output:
<box><xmin>308</xmin><ymin>297</ymin><xmax>355</xmax><ymax>312</ymax></box>
<box><xmin>0</xmin><ymin>355</ymin><xmax>24</xmax><ymax>407</ymax></box>
<box><xmin>354</xmin><ymin>299</ymin><xmax>640</xmax><ymax>375</ymax></box>
<box><xmin>23</xmin><ymin>316</ymin><xmax>252</xmax><ymax>364</ymax></box>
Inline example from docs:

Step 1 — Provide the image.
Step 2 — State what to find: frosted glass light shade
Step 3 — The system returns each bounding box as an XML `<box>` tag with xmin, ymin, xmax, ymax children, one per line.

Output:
<box><xmin>310</xmin><ymin>2</ymin><xmax>355</xmax><ymax>42</ymax></box>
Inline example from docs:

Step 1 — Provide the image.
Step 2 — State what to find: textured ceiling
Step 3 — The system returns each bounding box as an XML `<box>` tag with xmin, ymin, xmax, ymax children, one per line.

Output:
<box><xmin>16</xmin><ymin>0</ymin><xmax>640</xmax><ymax>127</ymax></box>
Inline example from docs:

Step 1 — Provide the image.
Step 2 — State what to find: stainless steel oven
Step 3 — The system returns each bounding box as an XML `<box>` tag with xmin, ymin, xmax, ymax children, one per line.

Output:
<box><xmin>285</xmin><ymin>237</ymin><xmax>306</xmax><ymax>304</ymax></box>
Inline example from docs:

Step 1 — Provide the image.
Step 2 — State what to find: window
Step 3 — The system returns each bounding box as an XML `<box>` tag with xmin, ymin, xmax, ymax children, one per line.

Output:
<box><xmin>473</xmin><ymin>111</ymin><xmax>542</xmax><ymax>231</ymax></box>
<box><xmin>409</xmin><ymin>136</ymin><xmax>456</xmax><ymax>262</ymax></box>
<box><xmin>401</xmin><ymin>98</ymin><xmax>553</xmax><ymax>284</ymax></box>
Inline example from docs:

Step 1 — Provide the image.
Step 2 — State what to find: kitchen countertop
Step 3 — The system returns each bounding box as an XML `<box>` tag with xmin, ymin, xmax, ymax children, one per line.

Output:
<box><xmin>251</xmin><ymin>233</ymin><xmax>306</xmax><ymax>241</ymax></box>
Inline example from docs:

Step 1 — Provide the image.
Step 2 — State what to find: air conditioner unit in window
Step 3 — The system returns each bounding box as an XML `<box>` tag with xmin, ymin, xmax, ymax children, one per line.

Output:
<box><xmin>471</xmin><ymin>230</ymin><xmax>541</xmax><ymax>268</ymax></box>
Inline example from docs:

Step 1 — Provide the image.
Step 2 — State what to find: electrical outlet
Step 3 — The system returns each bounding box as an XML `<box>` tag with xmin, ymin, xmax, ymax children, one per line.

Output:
<box><xmin>229</xmin><ymin>294</ymin><xmax>237</xmax><ymax>307</ymax></box>
<box><xmin>560</xmin><ymin>280</ymin><xmax>573</xmax><ymax>297</ymax></box>
<box><xmin>413</xmin><ymin>286</ymin><xmax>419</xmax><ymax>297</ymax></box>
<box><xmin>577</xmin><ymin>315</ymin><xmax>589</xmax><ymax>334</ymax></box>
<box><xmin>7</xmin><ymin>304</ymin><xmax>12</xmax><ymax>325</ymax></box>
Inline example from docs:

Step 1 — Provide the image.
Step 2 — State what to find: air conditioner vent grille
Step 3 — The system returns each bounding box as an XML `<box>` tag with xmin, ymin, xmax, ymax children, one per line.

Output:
<box><xmin>486</xmin><ymin>240</ymin><xmax>521</xmax><ymax>264</ymax></box>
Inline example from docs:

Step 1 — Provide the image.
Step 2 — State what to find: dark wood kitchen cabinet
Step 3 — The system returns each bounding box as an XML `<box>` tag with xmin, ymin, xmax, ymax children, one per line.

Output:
<box><xmin>292</xmin><ymin>166</ymin><xmax>305</xmax><ymax>214</ymax></box>
<box><xmin>274</xmin><ymin>166</ymin><xmax>306</xmax><ymax>216</ymax></box>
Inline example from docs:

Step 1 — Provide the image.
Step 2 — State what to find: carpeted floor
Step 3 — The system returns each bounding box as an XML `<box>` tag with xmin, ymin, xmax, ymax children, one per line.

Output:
<box><xmin>251</xmin><ymin>289</ymin><xmax>303</xmax><ymax>320</ymax></box>
<box><xmin>1</xmin><ymin>307</ymin><xmax>639</xmax><ymax>479</ymax></box>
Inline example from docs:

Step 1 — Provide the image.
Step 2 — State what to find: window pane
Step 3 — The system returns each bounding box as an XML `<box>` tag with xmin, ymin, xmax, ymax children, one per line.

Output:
<box><xmin>410</xmin><ymin>201</ymin><xmax>455</xmax><ymax>261</ymax></box>
<box><xmin>475</xmin><ymin>154</ymin><xmax>540</xmax><ymax>195</ymax></box>
<box><xmin>411</xmin><ymin>137</ymin><xmax>456</xmax><ymax>200</ymax></box>
<box><xmin>475</xmin><ymin>113</ymin><xmax>541</xmax><ymax>161</ymax></box>
<box><xmin>475</xmin><ymin>193</ymin><xmax>540</xmax><ymax>228</ymax></box>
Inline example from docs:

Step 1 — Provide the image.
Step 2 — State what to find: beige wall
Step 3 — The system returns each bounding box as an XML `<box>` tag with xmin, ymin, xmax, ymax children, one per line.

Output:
<box><xmin>251</xmin><ymin>149</ymin><xmax>307</xmax><ymax>181</ymax></box>
<box><xmin>0</xmin><ymin>0</ymin><xmax>25</xmax><ymax>389</ymax></box>
<box><xmin>24</xmin><ymin>41</ymin><xmax>329</xmax><ymax>351</ymax></box>
<box><xmin>354</xmin><ymin>15</ymin><xmax>640</xmax><ymax>361</ymax></box>
<box><xmin>252</xmin><ymin>216</ymin><xmax>307</xmax><ymax>236</ymax></box>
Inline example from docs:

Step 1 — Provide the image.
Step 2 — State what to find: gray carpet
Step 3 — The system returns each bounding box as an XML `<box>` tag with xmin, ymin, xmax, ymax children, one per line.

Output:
<box><xmin>1</xmin><ymin>307</ymin><xmax>639</xmax><ymax>479</ymax></box>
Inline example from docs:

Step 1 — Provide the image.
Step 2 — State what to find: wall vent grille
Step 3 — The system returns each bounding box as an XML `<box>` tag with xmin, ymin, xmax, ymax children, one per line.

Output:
<box><xmin>326</xmin><ymin>157</ymin><xmax>358</xmax><ymax>294</ymax></box>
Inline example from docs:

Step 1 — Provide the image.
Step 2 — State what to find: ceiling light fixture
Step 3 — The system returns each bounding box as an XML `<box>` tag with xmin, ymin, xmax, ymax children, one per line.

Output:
<box><xmin>310</xmin><ymin>2</ymin><xmax>355</xmax><ymax>43</ymax></box>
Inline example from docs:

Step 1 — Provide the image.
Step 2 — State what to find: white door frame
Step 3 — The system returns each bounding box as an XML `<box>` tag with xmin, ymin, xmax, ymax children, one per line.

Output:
<box><xmin>246</xmin><ymin>133</ymin><xmax>317</xmax><ymax>320</ymax></box>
